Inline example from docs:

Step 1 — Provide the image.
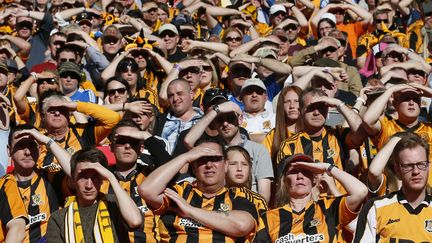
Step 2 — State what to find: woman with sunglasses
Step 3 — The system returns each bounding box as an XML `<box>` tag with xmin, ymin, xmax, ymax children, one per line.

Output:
<box><xmin>222</xmin><ymin>28</ymin><xmax>243</xmax><ymax>54</ymax></box>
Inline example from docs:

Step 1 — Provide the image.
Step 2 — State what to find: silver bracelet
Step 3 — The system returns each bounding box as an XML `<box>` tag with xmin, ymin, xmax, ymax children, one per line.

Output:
<box><xmin>30</xmin><ymin>72</ymin><xmax>38</xmax><ymax>80</ymax></box>
<box><xmin>46</xmin><ymin>138</ymin><xmax>55</xmax><ymax>148</ymax></box>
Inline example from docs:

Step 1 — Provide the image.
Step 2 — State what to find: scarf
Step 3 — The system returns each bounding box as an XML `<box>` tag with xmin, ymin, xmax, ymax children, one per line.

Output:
<box><xmin>64</xmin><ymin>196</ymin><xmax>114</xmax><ymax>243</ymax></box>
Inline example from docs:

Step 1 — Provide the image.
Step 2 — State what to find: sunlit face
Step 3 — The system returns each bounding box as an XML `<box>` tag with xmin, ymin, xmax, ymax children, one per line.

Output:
<box><xmin>106</xmin><ymin>80</ymin><xmax>129</xmax><ymax>104</ymax></box>
<box><xmin>37</xmin><ymin>78</ymin><xmax>59</xmax><ymax>96</ymax></box>
<box><xmin>241</xmin><ymin>86</ymin><xmax>267</xmax><ymax>114</ymax></box>
<box><xmin>318</xmin><ymin>21</ymin><xmax>334</xmax><ymax>37</ymax></box>
<box><xmin>199</xmin><ymin>64</ymin><xmax>213</xmax><ymax>89</ymax></box>
<box><xmin>74</xmin><ymin>162</ymin><xmax>103</xmax><ymax>205</ymax></box>
<box><xmin>102</xmin><ymin>36</ymin><xmax>121</xmax><ymax>55</ymax></box>
<box><xmin>224</xmin><ymin>31</ymin><xmax>242</xmax><ymax>51</ymax></box>
<box><xmin>16</xmin><ymin>17</ymin><xmax>33</xmax><ymax>39</ymax></box>
<box><xmin>192</xmin><ymin>142</ymin><xmax>226</xmax><ymax>192</ymax></box>
<box><xmin>284</xmin><ymin>90</ymin><xmax>300</xmax><ymax>122</ymax></box>
<box><xmin>226</xmin><ymin>150</ymin><xmax>250</xmax><ymax>187</ymax></box>
<box><xmin>111</xmin><ymin>126</ymin><xmax>142</xmax><ymax>165</ymax></box>
<box><xmin>393</xmin><ymin>91</ymin><xmax>421</xmax><ymax>123</ymax></box>
<box><xmin>120</xmin><ymin>68</ymin><xmax>138</xmax><ymax>91</ymax></box>
<box><xmin>167</xmin><ymin>82</ymin><xmax>194</xmax><ymax>116</ymax></box>
<box><xmin>285</xmin><ymin>164</ymin><xmax>315</xmax><ymax>199</ymax></box>
<box><xmin>160</xmin><ymin>31</ymin><xmax>179</xmax><ymax>51</ymax></box>
<box><xmin>43</xmin><ymin>99</ymin><xmax>70</xmax><ymax>130</ymax></box>
<box><xmin>49</xmin><ymin>35</ymin><xmax>66</xmax><ymax>58</ymax></box>
<box><xmin>215</xmin><ymin>112</ymin><xmax>241</xmax><ymax>141</ymax></box>
<box><xmin>407</xmin><ymin>69</ymin><xmax>427</xmax><ymax>85</ymax></box>
<box><xmin>395</xmin><ymin>146</ymin><xmax>429</xmax><ymax>193</ymax></box>
<box><xmin>158</xmin><ymin>8</ymin><xmax>169</xmax><ymax>23</ymax></box>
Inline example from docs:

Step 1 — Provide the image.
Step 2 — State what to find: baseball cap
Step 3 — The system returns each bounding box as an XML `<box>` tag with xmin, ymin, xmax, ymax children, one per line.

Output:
<box><xmin>76</xmin><ymin>12</ymin><xmax>92</xmax><ymax>26</ymax></box>
<box><xmin>270</xmin><ymin>4</ymin><xmax>286</xmax><ymax>15</ymax></box>
<box><xmin>57</xmin><ymin>62</ymin><xmax>81</xmax><ymax>80</ymax></box>
<box><xmin>202</xmin><ymin>88</ymin><xmax>228</xmax><ymax>110</ymax></box>
<box><xmin>158</xmin><ymin>23</ymin><xmax>179</xmax><ymax>36</ymax></box>
<box><xmin>253</xmin><ymin>47</ymin><xmax>277</xmax><ymax>59</ymax></box>
<box><xmin>277</xmin><ymin>154</ymin><xmax>315</xmax><ymax>179</ymax></box>
<box><xmin>0</xmin><ymin>62</ymin><xmax>8</xmax><ymax>75</ymax></box>
<box><xmin>320</xmin><ymin>13</ymin><xmax>336</xmax><ymax>25</ymax></box>
<box><xmin>240</xmin><ymin>78</ymin><xmax>266</xmax><ymax>94</ymax></box>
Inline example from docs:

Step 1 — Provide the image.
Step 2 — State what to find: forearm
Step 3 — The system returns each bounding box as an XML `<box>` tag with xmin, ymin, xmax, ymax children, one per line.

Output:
<box><xmin>5</xmin><ymin>36</ymin><xmax>30</xmax><ymax>53</ymax></box>
<box><xmin>293</xmin><ymin>70</ymin><xmax>317</xmax><ymax>90</ymax></box>
<box><xmin>110</xmin><ymin>178</ymin><xmax>142</xmax><ymax>228</ymax></box>
<box><xmin>151</xmin><ymin>52</ymin><xmax>173</xmax><ymax>73</ymax></box>
<box><xmin>363</xmin><ymin>91</ymin><xmax>391</xmax><ymax>127</ymax></box>
<box><xmin>398</xmin><ymin>0</ymin><xmax>412</xmax><ymax>15</ymax></box>
<box><xmin>76</xmin><ymin>102</ymin><xmax>121</xmax><ymax>129</ymax></box>
<box><xmin>346</xmin><ymin>4</ymin><xmax>372</xmax><ymax>24</ymax></box>
<box><xmin>101</xmin><ymin>53</ymin><xmax>127</xmax><ymax>81</ymax></box>
<box><xmin>49</xmin><ymin>140</ymin><xmax>72</xmax><ymax>177</ymax></box>
<box><xmin>87</xmin><ymin>46</ymin><xmax>109</xmax><ymax>68</ymax></box>
<box><xmin>13</xmin><ymin>77</ymin><xmax>34</xmax><ymax>114</ymax></box>
<box><xmin>58</xmin><ymin>7</ymin><xmax>85</xmax><ymax>20</ymax></box>
<box><xmin>257</xmin><ymin>179</ymin><xmax>271</xmax><ymax>203</ymax></box>
<box><xmin>159</xmin><ymin>70</ymin><xmax>178</xmax><ymax>106</ymax></box>
<box><xmin>5</xmin><ymin>219</ymin><xmax>26</xmax><ymax>243</ymax></box>
<box><xmin>368</xmin><ymin>137</ymin><xmax>399</xmax><ymax>187</ymax></box>
<box><xmin>259</xmin><ymin>58</ymin><xmax>292</xmax><ymax>74</ymax></box>
<box><xmin>289</xmin><ymin>46</ymin><xmax>315</xmax><ymax>67</ymax></box>
<box><xmin>291</xmin><ymin>7</ymin><xmax>308</xmax><ymax>30</ymax></box>
<box><xmin>229</xmin><ymin>39</ymin><xmax>261</xmax><ymax>57</ymax></box>
<box><xmin>328</xmin><ymin>165</ymin><xmax>367</xmax><ymax>211</ymax></box>
<box><xmin>339</xmin><ymin>103</ymin><xmax>363</xmax><ymax>132</ymax></box>
<box><xmin>310</xmin><ymin>6</ymin><xmax>330</xmax><ymax>29</ymax></box>
<box><xmin>188</xmin><ymin>208</ymin><xmax>255</xmax><ymax>237</ymax></box>
<box><xmin>184</xmin><ymin>111</ymin><xmax>217</xmax><ymax>149</ymax></box>
<box><xmin>194</xmin><ymin>41</ymin><xmax>229</xmax><ymax>55</ymax></box>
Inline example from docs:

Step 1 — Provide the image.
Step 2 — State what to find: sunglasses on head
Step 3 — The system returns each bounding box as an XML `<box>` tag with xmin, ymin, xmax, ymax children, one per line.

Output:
<box><xmin>284</xmin><ymin>23</ymin><xmax>298</xmax><ymax>31</ymax></box>
<box><xmin>53</xmin><ymin>40</ymin><xmax>65</xmax><ymax>47</ymax></box>
<box><xmin>160</xmin><ymin>31</ymin><xmax>177</xmax><ymax>38</ymax></box>
<box><xmin>37</xmin><ymin>78</ymin><xmax>57</xmax><ymax>85</ymax></box>
<box><xmin>179</xmin><ymin>66</ymin><xmax>201</xmax><ymax>77</ymax></box>
<box><xmin>107</xmin><ymin>87</ymin><xmax>127</xmax><ymax>96</ymax></box>
<box><xmin>103</xmin><ymin>36</ymin><xmax>119</xmax><ymax>44</ymax></box>
<box><xmin>225</xmin><ymin>36</ymin><xmax>242</xmax><ymax>42</ymax></box>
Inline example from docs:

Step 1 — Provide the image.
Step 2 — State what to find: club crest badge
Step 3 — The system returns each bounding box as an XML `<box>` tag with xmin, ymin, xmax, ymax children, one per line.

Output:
<box><xmin>425</xmin><ymin>220</ymin><xmax>432</xmax><ymax>233</ymax></box>
<box><xmin>32</xmin><ymin>194</ymin><xmax>43</xmax><ymax>206</ymax></box>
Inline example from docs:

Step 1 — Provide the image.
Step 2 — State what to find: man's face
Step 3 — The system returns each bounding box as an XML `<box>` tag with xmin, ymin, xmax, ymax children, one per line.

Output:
<box><xmin>215</xmin><ymin>112</ymin><xmax>240</xmax><ymax>141</ymax></box>
<box><xmin>59</xmin><ymin>72</ymin><xmax>79</xmax><ymax>95</ymax></box>
<box><xmin>302</xmin><ymin>93</ymin><xmax>328</xmax><ymax>131</ymax></box>
<box><xmin>192</xmin><ymin>142</ymin><xmax>226</xmax><ymax>191</ymax></box>
<box><xmin>43</xmin><ymin>100</ymin><xmax>70</xmax><ymax>130</ymax></box>
<box><xmin>311</xmin><ymin>78</ymin><xmax>337</xmax><ymax>98</ymax></box>
<box><xmin>228</xmin><ymin>63</ymin><xmax>252</xmax><ymax>90</ymax></box>
<box><xmin>179</xmin><ymin>66</ymin><xmax>201</xmax><ymax>92</ymax></box>
<box><xmin>284</xmin><ymin>22</ymin><xmax>299</xmax><ymax>42</ymax></box>
<box><xmin>16</xmin><ymin>17</ymin><xmax>33</xmax><ymax>39</ymax></box>
<box><xmin>241</xmin><ymin>86</ymin><xmax>267</xmax><ymax>114</ymax></box>
<box><xmin>74</xmin><ymin>162</ymin><xmax>103</xmax><ymax>205</ymax></box>
<box><xmin>375</xmin><ymin>12</ymin><xmax>389</xmax><ymax>31</ymax></box>
<box><xmin>167</xmin><ymin>82</ymin><xmax>194</xmax><ymax>116</ymax></box>
<box><xmin>49</xmin><ymin>36</ymin><xmax>66</xmax><ymax>59</ymax></box>
<box><xmin>111</xmin><ymin>126</ymin><xmax>142</xmax><ymax>165</ymax></box>
<box><xmin>142</xmin><ymin>3</ymin><xmax>158</xmax><ymax>24</ymax></box>
<box><xmin>160</xmin><ymin>31</ymin><xmax>179</xmax><ymax>52</ymax></box>
<box><xmin>394</xmin><ymin>91</ymin><xmax>421</xmax><ymax>123</ymax></box>
<box><xmin>57</xmin><ymin>51</ymin><xmax>77</xmax><ymax>65</ymax></box>
<box><xmin>9</xmin><ymin>136</ymin><xmax>39</xmax><ymax>170</ymax></box>
<box><xmin>382</xmin><ymin>51</ymin><xmax>404</xmax><ymax>66</ymax></box>
<box><xmin>395</xmin><ymin>146</ymin><xmax>429</xmax><ymax>193</ymax></box>
<box><xmin>319</xmin><ymin>41</ymin><xmax>340</xmax><ymax>61</ymax></box>
<box><xmin>270</xmin><ymin>11</ymin><xmax>286</xmax><ymax>26</ymax></box>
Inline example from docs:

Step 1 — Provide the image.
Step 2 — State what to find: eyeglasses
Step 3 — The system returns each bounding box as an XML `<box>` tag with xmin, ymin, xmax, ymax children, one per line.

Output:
<box><xmin>375</xmin><ymin>19</ymin><xmax>389</xmax><ymax>24</ymax></box>
<box><xmin>284</xmin><ymin>24</ymin><xmax>298</xmax><ymax>31</ymax></box>
<box><xmin>53</xmin><ymin>40</ymin><xmax>65</xmax><ymax>47</ymax></box>
<box><xmin>160</xmin><ymin>31</ymin><xmax>177</xmax><ymax>38</ymax></box>
<box><xmin>179</xmin><ymin>66</ymin><xmax>201</xmax><ymax>77</ymax></box>
<box><xmin>399</xmin><ymin>161</ymin><xmax>429</xmax><ymax>172</ymax></box>
<box><xmin>107</xmin><ymin>87</ymin><xmax>127</xmax><ymax>96</ymax></box>
<box><xmin>225</xmin><ymin>36</ymin><xmax>242</xmax><ymax>42</ymax></box>
<box><xmin>103</xmin><ymin>36</ymin><xmax>119</xmax><ymax>44</ymax></box>
<box><xmin>201</xmin><ymin>65</ymin><xmax>212</xmax><ymax>72</ymax></box>
<box><xmin>59</xmin><ymin>58</ymin><xmax>76</xmax><ymax>63</ymax></box>
<box><xmin>16</xmin><ymin>21</ymin><xmax>33</xmax><ymax>30</ymax></box>
<box><xmin>37</xmin><ymin>78</ymin><xmax>57</xmax><ymax>85</ymax></box>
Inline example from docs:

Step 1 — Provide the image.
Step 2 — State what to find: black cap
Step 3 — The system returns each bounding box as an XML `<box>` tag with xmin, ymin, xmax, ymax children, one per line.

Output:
<box><xmin>202</xmin><ymin>88</ymin><xmax>228</xmax><ymax>111</ymax></box>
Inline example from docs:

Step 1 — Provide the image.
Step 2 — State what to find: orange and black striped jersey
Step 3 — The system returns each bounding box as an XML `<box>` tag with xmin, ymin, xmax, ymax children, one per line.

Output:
<box><xmin>37</xmin><ymin>102</ymin><xmax>121</xmax><ymax>175</ymax></box>
<box><xmin>0</xmin><ymin>173</ymin><xmax>58</xmax><ymax>243</ymax></box>
<box><xmin>373</xmin><ymin>116</ymin><xmax>432</xmax><ymax>186</ymax></box>
<box><xmin>155</xmin><ymin>182</ymin><xmax>259</xmax><ymax>243</ymax></box>
<box><xmin>354</xmin><ymin>191</ymin><xmax>432</xmax><ymax>242</ymax></box>
<box><xmin>100</xmin><ymin>165</ymin><xmax>159</xmax><ymax>243</ymax></box>
<box><xmin>135</xmin><ymin>87</ymin><xmax>160</xmax><ymax>111</ymax></box>
<box><xmin>262</xmin><ymin>127</ymin><xmax>295</xmax><ymax>161</ymax></box>
<box><xmin>254</xmin><ymin>196</ymin><xmax>357</xmax><ymax>243</ymax></box>
<box><xmin>0</xmin><ymin>175</ymin><xmax>28</xmax><ymax>242</ymax></box>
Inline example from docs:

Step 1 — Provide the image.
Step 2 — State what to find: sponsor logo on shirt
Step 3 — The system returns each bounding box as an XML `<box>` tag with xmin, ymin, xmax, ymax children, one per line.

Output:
<box><xmin>425</xmin><ymin>219</ymin><xmax>432</xmax><ymax>233</ymax></box>
<box><xmin>178</xmin><ymin>218</ymin><xmax>203</xmax><ymax>228</ymax></box>
<box><xmin>276</xmin><ymin>233</ymin><xmax>325</xmax><ymax>243</ymax></box>
<box><xmin>29</xmin><ymin>213</ymin><xmax>47</xmax><ymax>225</ymax></box>
<box><xmin>386</xmin><ymin>218</ymin><xmax>400</xmax><ymax>225</ymax></box>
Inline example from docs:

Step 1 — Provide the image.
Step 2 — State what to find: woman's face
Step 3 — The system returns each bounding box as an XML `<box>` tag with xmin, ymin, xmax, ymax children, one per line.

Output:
<box><xmin>284</xmin><ymin>90</ymin><xmax>300</xmax><ymax>122</ymax></box>
<box><xmin>224</xmin><ymin>31</ymin><xmax>242</xmax><ymax>51</ymax></box>
<box><xmin>226</xmin><ymin>151</ymin><xmax>250</xmax><ymax>187</ymax></box>
<box><xmin>318</xmin><ymin>21</ymin><xmax>334</xmax><ymax>37</ymax></box>
<box><xmin>285</xmin><ymin>165</ymin><xmax>314</xmax><ymax>199</ymax></box>
<box><xmin>120</xmin><ymin>67</ymin><xmax>138</xmax><ymax>91</ymax></box>
<box><xmin>199</xmin><ymin>63</ymin><xmax>213</xmax><ymax>89</ymax></box>
<box><xmin>106</xmin><ymin>80</ymin><xmax>129</xmax><ymax>104</ymax></box>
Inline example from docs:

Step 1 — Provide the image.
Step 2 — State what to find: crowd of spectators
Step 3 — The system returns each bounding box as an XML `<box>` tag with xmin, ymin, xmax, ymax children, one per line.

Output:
<box><xmin>0</xmin><ymin>0</ymin><xmax>431</xmax><ymax>242</ymax></box>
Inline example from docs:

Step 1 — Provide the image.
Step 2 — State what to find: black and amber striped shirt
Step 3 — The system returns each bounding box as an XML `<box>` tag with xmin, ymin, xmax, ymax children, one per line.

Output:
<box><xmin>254</xmin><ymin>196</ymin><xmax>357</xmax><ymax>243</ymax></box>
<box><xmin>155</xmin><ymin>182</ymin><xmax>259</xmax><ymax>243</ymax></box>
<box><xmin>0</xmin><ymin>175</ymin><xmax>28</xmax><ymax>242</ymax></box>
<box><xmin>100</xmin><ymin>164</ymin><xmax>159</xmax><ymax>243</ymax></box>
<box><xmin>0</xmin><ymin>173</ymin><xmax>58</xmax><ymax>243</ymax></box>
<box><xmin>354</xmin><ymin>191</ymin><xmax>432</xmax><ymax>242</ymax></box>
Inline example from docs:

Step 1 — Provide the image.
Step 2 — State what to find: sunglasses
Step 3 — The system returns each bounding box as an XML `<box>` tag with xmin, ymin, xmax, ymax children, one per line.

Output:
<box><xmin>60</xmin><ymin>72</ymin><xmax>80</xmax><ymax>80</ymax></box>
<box><xmin>179</xmin><ymin>66</ymin><xmax>201</xmax><ymax>77</ymax></box>
<box><xmin>53</xmin><ymin>40</ymin><xmax>65</xmax><ymax>47</ymax></box>
<box><xmin>160</xmin><ymin>31</ymin><xmax>177</xmax><ymax>38</ymax></box>
<box><xmin>107</xmin><ymin>87</ymin><xmax>127</xmax><ymax>96</ymax></box>
<box><xmin>320</xmin><ymin>46</ymin><xmax>338</xmax><ymax>54</ymax></box>
<box><xmin>272</xmin><ymin>11</ymin><xmax>286</xmax><ymax>17</ymax></box>
<box><xmin>284</xmin><ymin>24</ymin><xmax>298</xmax><ymax>31</ymax></box>
<box><xmin>37</xmin><ymin>78</ymin><xmax>57</xmax><ymax>85</ymax></box>
<box><xmin>201</xmin><ymin>65</ymin><xmax>212</xmax><ymax>72</ymax></box>
<box><xmin>225</xmin><ymin>36</ymin><xmax>242</xmax><ymax>42</ymax></box>
<box><xmin>59</xmin><ymin>58</ymin><xmax>76</xmax><ymax>63</ymax></box>
<box><xmin>242</xmin><ymin>87</ymin><xmax>265</xmax><ymax>95</ymax></box>
<box><xmin>375</xmin><ymin>19</ymin><xmax>389</xmax><ymax>24</ymax></box>
<box><xmin>103</xmin><ymin>36</ymin><xmax>119</xmax><ymax>44</ymax></box>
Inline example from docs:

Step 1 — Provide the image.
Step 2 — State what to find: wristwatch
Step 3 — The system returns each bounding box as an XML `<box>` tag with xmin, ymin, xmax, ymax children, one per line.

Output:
<box><xmin>213</xmin><ymin>105</ymin><xmax>220</xmax><ymax>114</ymax></box>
